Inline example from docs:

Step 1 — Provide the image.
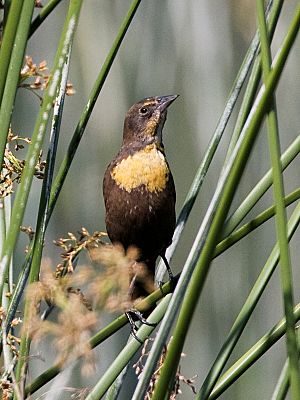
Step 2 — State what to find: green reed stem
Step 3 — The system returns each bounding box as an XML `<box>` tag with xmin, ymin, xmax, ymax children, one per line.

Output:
<box><xmin>257</xmin><ymin>1</ymin><xmax>300</xmax><ymax>397</ymax></box>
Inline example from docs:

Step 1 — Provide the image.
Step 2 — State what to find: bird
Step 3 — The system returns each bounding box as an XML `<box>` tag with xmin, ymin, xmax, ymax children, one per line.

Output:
<box><xmin>103</xmin><ymin>94</ymin><xmax>178</xmax><ymax>301</ymax></box>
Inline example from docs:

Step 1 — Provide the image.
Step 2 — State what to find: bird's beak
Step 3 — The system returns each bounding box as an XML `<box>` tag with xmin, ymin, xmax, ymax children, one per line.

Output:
<box><xmin>157</xmin><ymin>94</ymin><xmax>179</xmax><ymax>112</ymax></box>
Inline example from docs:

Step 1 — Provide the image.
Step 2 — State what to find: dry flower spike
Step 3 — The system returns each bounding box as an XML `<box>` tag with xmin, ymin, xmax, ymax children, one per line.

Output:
<box><xmin>25</xmin><ymin>264</ymin><xmax>97</xmax><ymax>375</ymax></box>
<box><xmin>1</xmin><ymin>133</ymin><xmax>46</xmax><ymax>198</ymax></box>
<box><xmin>22</xmin><ymin>228</ymin><xmax>157</xmax><ymax>379</ymax></box>
<box><xmin>54</xmin><ymin>228</ymin><xmax>106</xmax><ymax>275</ymax></box>
<box><xmin>19</xmin><ymin>56</ymin><xmax>75</xmax><ymax>99</ymax></box>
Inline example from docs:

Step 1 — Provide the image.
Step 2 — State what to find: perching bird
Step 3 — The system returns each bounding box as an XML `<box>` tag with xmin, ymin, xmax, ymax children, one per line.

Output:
<box><xmin>103</xmin><ymin>95</ymin><xmax>178</xmax><ymax>300</ymax></box>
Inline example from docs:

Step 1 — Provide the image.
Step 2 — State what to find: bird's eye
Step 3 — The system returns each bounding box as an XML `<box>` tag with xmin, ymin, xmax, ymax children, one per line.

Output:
<box><xmin>140</xmin><ymin>107</ymin><xmax>149</xmax><ymax>115</ymax></box>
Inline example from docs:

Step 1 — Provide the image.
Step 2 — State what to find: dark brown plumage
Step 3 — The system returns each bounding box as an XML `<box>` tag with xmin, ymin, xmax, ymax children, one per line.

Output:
<box><xmin>103</xmin><ymin>95</ymin><xmax>178</xmax><ymax>299</ymax></box>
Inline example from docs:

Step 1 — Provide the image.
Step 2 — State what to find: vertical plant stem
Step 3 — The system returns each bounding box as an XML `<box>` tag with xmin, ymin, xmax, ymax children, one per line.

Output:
<box><xmin>0</xmin><ymin>0</ymin><xmax>24</xmax><ymax>104</ymax></box>
<box><xmin>12</xmin><ymin>1</ymin><xmax>83</xmax><ymax>391</ymax></box>
<box><xmin>257</xmin><ymin>1</ymin><xmax>300</xmax><ymax>397</ymax></box>
<box><xmin>0</xmin><ymin>169</ymin><xmax>11</xmax><ymax>258</ymax></box>
<box><xmin>224</xmin><ymin>0</ymin><xmax>283</xmax><ymax>163</ymax></box>
<box><xmin>0</xmin><ymin>161</ymin><xmax>13</xmax><ymax>336</ymax></box>
<box><xmin>30</xmin><ymin>47</ymin><xmax>71</xmax><ymax>285</ymax></box>
<box><xmin>0</xmin><ymin>200</ymin><xmax>5</xmax><ymax>255</ymax></box>
<box><xmin>0</xmin><ymin>0</ymin><xmax>35</xmax><ymax>183</ymax></box>
<box><xmin>14</xmin><ymin>48</ymin><xmax>72</xmax><ymax>390</ymax></box>
<box><xmin>2</xmin><ymin>285</ymin><xmax>12</xmax><ymax>370</ymax></box>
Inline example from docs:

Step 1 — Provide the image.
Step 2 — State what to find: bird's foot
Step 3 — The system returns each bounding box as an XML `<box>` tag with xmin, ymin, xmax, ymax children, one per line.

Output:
<box><xmin>158</xmin><ymin>254</ymin><xmax>176</xmax><ymax>296</ymax></box>
<box><xmin>157</xmin><ymin>254</ymin><xmax>178</xmax><ymax>297</ymax></box>
<box><xmin>125</xmin><ymin>309</ymin><xmax>157</xmax><ymax>343</ymax></box>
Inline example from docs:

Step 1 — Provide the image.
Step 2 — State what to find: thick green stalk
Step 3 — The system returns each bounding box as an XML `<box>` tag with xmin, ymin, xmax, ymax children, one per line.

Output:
<box><xmin>224</xmin><ymin>0</ymin><xmax>283</xmax><ymax>162</ymax></box>
<box><xmin>48</xmin><ymin>0</ymin><xmax>142</xmax><ymax>221</ymax></box>
<box><xmin>0</xmin><ymin>0</ymin><xmax>24</xmax><ymax>103</ymax></box>
<box><xmin>0</xmin><ymin>199</ymin><xmax>5</xmax><ymax>254</ymax></box>
<box><xmin>0</xmin><ymin>0</ymin><xmax>35</xmax><ymax>185</ymax></box>
<box><xmin>209</xmin><ymin>306</ymin><xmax>300</xmax><ymax>399</ymax></box>
<box><xmin>13</xmin><ymin>0</ymin><xmax>83</xmax><ymax>389</ymax></box>
<box><xmin>257</xmin><ymin>1</ymin><xmax>300</xmax><ymax>397</ymax></box>
<box><xmin>14</xmin><ymin>50</ymin><xmax>72</xmax><ymax>389</ymax></box>
<box><xmin>27</xmin><ymin>47</ymin><xmax>71</xmax><ymax>295</ymax></box>
<box><xmin>149</xmin><ymin>7</ymin><xmax>300</xmax><ymax>399</ymax></box>
<box><xmin>5</xmin><ymin>251</ymin><xmax>32</xmax><ymax>329</ymax></box>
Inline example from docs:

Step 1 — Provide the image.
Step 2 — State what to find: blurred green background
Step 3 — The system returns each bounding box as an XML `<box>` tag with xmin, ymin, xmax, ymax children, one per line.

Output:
<box><xmin>11</xmin><ymin>1</ymin><xmax>300</xmax><ymax>398</ymax></box>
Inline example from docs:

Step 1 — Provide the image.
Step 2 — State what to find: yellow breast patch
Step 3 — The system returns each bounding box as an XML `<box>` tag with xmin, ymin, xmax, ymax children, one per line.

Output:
<box><xmin>111</xmin><ymin>144</ymin><xmax>169</xmax><ymax>193</ymax></box>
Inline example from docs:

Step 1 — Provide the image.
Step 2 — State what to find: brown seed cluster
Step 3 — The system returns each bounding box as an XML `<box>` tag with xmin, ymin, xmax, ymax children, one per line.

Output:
<box><xmin>19</xmin><ymin>56</ymin><xmax>75</xmax><ymax>100</ymax></box>
<box><xmin>25</xmin><ymin>263</ymin><xmax>97</xmax><ymax>375</ymax></box>
<box><xmin>24</xmin><ymin>228</ymin><xmax>153</xmax><ymax>376</ymax></box>
<box><xmin>0</xmin><ymin>379</ymin><xmax>13</xmax><ymax>400</ymax></box>
<box><xmin>54</xmin><ymin>228</ymin><xmax>106</xmax><ymax>275</ymax></box>
<box><xmin>89</xmin><ymin>243</ymin><xmax>154</xmax><ymax>310</ymax></box>
<box><xmin>0</xmin><ymin>132</ymin><xmax>46</xmax><ymax>198</ymax></box>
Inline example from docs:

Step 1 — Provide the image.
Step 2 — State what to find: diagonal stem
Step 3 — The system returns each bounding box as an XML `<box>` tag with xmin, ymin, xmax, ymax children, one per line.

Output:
<box><xmin>257</xmin><ymin>1</ymin><xmax>300</xmax><ymax>397</ymax></box>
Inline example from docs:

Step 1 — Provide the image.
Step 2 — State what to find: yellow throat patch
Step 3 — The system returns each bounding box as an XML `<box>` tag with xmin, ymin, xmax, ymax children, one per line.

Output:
<box><xmin>111</xmin><ymin>144</ymin><xmax>169</xmax><ymax>193</ymax></box>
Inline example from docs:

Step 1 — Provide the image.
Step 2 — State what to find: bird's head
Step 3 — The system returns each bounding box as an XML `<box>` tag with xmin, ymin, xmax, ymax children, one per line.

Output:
<box><xmin>122</xmin><ymin>95</ymin><xmax>178</xmax><ymax>147</ymax></box>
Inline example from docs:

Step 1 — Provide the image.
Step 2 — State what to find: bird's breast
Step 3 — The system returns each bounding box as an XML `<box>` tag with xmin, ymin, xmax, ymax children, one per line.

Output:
<box><xmin>110</xmin><ymin>144</ymin><xmax>169</xmax><ymax>193</ymax></box>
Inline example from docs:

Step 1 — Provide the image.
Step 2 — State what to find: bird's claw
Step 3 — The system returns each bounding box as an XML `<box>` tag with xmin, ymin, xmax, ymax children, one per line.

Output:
<box><xmin>125</xmin><ymin>309</ymin><xmax>157</xmax><ymax>343</ymax></box>
<box><xmin>157</xmin><ymin>254</ymin><xmax>176</xmax><ymax>297</ymax></box>
<box><xmin>161</xmin><ymin>253</ymin><xmax>174</xmax><ymax>280</ymax></box>
<box><xmin>126</xmin><ymin>309</ymin><xmax>157</xmax><ymax>326</ymax></box>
